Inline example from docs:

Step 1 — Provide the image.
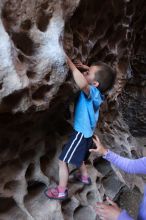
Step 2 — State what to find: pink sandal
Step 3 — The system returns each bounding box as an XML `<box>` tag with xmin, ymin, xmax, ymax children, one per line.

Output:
<box><xmin>44</xmin><ymin>187</ymin><xmax>68</xmax><ymax>200</ymax></box>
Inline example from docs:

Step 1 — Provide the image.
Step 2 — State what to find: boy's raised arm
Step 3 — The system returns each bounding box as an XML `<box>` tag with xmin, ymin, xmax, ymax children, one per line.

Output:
<box><xmin>67</xmin><ymin>56</ymin><xmax>90</xmax><ymax>95</ymax></box>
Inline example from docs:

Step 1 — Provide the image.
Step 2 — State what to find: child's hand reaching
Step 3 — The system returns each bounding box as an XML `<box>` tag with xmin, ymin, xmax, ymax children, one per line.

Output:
<box><xmin>89</xmin><ymin>135</ymin><xmax>108</xmax><ymax>156</ymax></box>
<box><xmin>74</xmin><ymin>59</ymin><xmax>89</xmax><ymax>71</ymax></box>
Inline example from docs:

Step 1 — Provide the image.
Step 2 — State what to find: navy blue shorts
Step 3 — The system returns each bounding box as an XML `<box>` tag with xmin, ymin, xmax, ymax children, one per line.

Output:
<box><xmin>59</xmin><ymin>130</ymin><xmax>93</xmax><ymax>167</ymax></box>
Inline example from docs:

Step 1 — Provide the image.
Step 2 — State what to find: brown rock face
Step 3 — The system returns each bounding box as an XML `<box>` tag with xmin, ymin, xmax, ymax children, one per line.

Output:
<box><xmin>0</xmin><ymin>0</ymin><xmax>146</xmax><ymax>219</ymax></box>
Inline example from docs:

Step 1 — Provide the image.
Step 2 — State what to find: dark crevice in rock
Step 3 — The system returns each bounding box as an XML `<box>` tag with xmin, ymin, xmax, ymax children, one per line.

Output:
<box><xmin>0</xmin><ymin>197</ymin><xmax>17</xmax><ymax>213</ymax></box>
<box><xmin>36</xmin><ymin>10</ymin><xmax>53</xmax><ymax>32</ymax></box>
<box><xmin>11</xmin><ymin>32</ymin><xmax>34</xmax><ymax>56</ymax></box>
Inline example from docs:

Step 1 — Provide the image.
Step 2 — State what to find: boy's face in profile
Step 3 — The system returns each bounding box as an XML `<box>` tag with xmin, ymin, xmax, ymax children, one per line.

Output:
<box><xmin>83</xmin><ymin>65</ymin><xmax>100</xmax><ymax>87</ymax></box>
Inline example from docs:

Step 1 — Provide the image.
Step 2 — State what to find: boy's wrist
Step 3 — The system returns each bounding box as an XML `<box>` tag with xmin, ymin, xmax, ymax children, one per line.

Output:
<box><xmin>102</xmin><ymin>148</ymin><xmax>108</xmax><ymax>156</ymax></box>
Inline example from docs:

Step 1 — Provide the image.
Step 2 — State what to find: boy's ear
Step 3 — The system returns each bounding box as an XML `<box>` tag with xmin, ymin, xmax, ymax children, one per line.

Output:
<box><xmin>93</xmin><ymin>81</ymin><xmax>99</xmax><ymax>87</ymax></box>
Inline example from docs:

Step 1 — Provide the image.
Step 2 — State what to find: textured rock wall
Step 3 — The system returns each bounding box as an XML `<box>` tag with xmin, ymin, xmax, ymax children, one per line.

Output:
<box><xmin>0</xmin><ymin>0</ymin><xmax>146</xmax><ymax>220</ymax></box>
<box><xmin>0</xmin><ymin>0</ymin><xmax>80</xmax><ymax>112</ymax></box>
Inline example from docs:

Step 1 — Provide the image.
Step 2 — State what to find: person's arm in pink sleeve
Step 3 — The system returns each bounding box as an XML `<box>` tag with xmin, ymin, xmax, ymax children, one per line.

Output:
<box><xmin>103</xmin><ymin>150</ymin><xmax>146</xmax><ymax>174</ymax></box>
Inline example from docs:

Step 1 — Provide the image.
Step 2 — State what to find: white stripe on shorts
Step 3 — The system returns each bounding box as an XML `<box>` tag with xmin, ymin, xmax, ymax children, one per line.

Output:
<box><xmin>63</xmin><ymin>132</ymin><xmax>80</xmax><ymax>161</ymax></box>
<box><xmin>67</xmin><ymin>133</ymin><xmax>84</xmax><ymax>163</ymax></box>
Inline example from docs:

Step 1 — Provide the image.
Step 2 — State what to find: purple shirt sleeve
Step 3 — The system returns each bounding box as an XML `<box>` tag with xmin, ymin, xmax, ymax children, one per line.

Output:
<box><xmin>103</xmin><ymin>150</ymin><xmax>146</xmax><ymax>174</ymax></box>
<box><xmin>103</xmin><ymin>150</ymin><xmax>146</xmax><ymax>220</ymax></box>
<box><xmin>118</xmin><ymin>210</ymin><xmax>134</xmax><ymax>220</ymax></box>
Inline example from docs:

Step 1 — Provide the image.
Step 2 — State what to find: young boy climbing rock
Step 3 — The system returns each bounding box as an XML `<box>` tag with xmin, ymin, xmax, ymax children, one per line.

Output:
<box><xmin>45</xmin><ymin>57</ymin><xmax>116</xmax><ymax>200</ymax></box>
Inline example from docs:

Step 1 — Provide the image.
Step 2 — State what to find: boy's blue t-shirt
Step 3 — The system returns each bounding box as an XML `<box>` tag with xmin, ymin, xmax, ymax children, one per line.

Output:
<box><xmin>73</xmin><ymin>85</ymin><xmax>104</xmax><ymax>138</ymax></box>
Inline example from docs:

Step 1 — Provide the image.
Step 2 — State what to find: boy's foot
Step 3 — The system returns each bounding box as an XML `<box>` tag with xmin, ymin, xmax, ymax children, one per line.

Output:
<box><xmin>72</xmin><ymin>173</ymin><xmax>92</xmax><ymax>185</ymax></box>
<box><xmin>44</xmin><ymin>187</ymin><xmax>68</xmax><ymax>200</ymax></box>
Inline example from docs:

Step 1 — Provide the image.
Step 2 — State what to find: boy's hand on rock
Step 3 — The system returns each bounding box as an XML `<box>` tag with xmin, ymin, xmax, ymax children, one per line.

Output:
<box><xmin>89</xmin><ymin>135</ymin><xmax>108</xmax><ymax>156</ymax></box>
<box><xmin>74</xmin><ymin>59</ymin><xmax>89</xmax><ymax>70</ymax></box>
<box><xmin>74</xmin><ymin>59</ymin><xmax>83</xmax><ymax>68</ymax></box>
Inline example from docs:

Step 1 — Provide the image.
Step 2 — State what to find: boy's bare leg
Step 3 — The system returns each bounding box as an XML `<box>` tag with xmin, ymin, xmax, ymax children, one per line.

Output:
<box><xmin>79</xmin><ymin>161</ymin><xmax>88</xmax><ymax>177</ymax></box>
<box><xmin>45</xmin><ymin>160</ymin><xmax>68</xmax><ymax>199</ymax></box>
<box><xmin>59</xmin><ymin>160</ymin><xmax>69</xmax><ymax>190</ymax></box>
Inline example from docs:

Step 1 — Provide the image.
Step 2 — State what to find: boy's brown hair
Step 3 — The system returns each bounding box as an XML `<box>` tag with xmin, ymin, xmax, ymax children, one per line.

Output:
<box><xmin>92</xmin><ymin>61</ymin><xmax>116</xmax><ymax>93</ymax></box>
